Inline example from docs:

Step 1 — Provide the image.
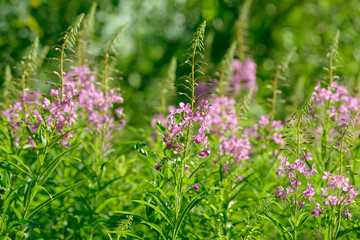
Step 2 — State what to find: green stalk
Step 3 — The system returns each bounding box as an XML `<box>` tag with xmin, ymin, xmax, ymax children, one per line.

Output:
<box><xmin>321</xmin><ymin>31</ymin><xmax>339</xmax><ymax>168</ymax></box>
<box><xmin>172</xmin><ymin>21</ymin><xmax>206</xmax><ymax>240</ymax></box>
<box><xmin>270</xmin><ymin>68</ymin><xmax>280</xmax><ymax>121</ymax></box>
<box><xmin>59</xmin><ymin>40</ymin><xmax>66</xmax><ymax>102</ymax></box>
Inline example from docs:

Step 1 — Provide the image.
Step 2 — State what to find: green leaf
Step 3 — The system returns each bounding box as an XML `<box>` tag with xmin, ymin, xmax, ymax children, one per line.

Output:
<box><xmin>0</xmin><ymin>161</ymin><xmax>27</xmax><ymax>179</ymax></box>
<box><xmin>261</xmin><ymin>212</ymin><xmax>291</xmax><ymax>240</ymax></box>
<box><xmin>39</xmin><ymin>144</ymin><xmax>79</xmax><ymax>185</ymax></box>
<box><xmin>186</xmin><ymin>158</ymin><xmax>210</xmax><ymax>185</ymax></box>
<box><xmin>0</xmin><ymin>145</ymin><xmax>11</xmax><ymax>153</ymax></box>
<box><xmin>297</xmin><ymin>212</ymin><xmax>311</xmax><ymax>228</ymax></box>
<box><xmin>95</xmin><ymin>197</ymin><xmax>120</xmax><ymax>213</ymax></box>
<box><xmin>173</xmin><ymin>191</ymin><xmax>208</xmax><ymax>239</ymax></box>
<box><xmin>113</xmin><ymin>211</ymin><xmax>167</xmax><ymax>240</ymax></box>
<box><xmin>156</xmin><ymin>121</ymin><xmax>166</xmax><ymax>132</ymax></box>
<box><xmin>134</xmin><ymin>143</ymin><xmax>148</xmax><ymax>156</ymax></box>
<box><xmin>147</xmin><ymin>192</ymin><xmax>172</xmax><ymax>219</ymax></box>
<box><xmin>107</xmin><ymin>230</ymin><xmax>142</xmax><ymax>239</ymax></box>
<box><xmin>10</xmin><ymin>155</ymin><xmax>32</xmax><ymax>175</ymax></box>
<box><xmin>26</xmin><ymin>178</ymin><xmax>87</xmax><ymax>220</ymax></box>
<box><xmin>140</xmin><ymin>220</ymin><xmax>167</xmax><ymax>240</ymax></box>
<box><xmin>133</xmin><ymin>200</ymin><xmax>173</xmax><ymax>227</ymax></box>
<box><xmin>337</xmin><ymin>226</ymin><xmax>360</xmax><ymax>238</ymax></box>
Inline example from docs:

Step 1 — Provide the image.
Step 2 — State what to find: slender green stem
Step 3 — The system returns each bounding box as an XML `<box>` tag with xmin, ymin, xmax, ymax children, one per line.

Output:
<box><xmin>270</xmin><ymin>68</ymin><xmax>280</xmax><ymax>121</ymax></box>
<box><xmin>60</xmin><ymin>43</ymin><xmax>66</xmax><ymax>102</ymax></box>
<box><xmin>321</xmin><ymin>47</ymin><xmax>335</xmax><ymax>166</ymax></box>
<box><xmin>103</xmin><ymin>53</ymin><xmax>110</xmax><ymax>94</ymax></box>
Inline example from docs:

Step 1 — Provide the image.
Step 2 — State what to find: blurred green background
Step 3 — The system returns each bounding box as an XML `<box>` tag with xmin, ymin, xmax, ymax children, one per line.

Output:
<box><xmin>1</xmin><ymin>0</ymin><xmax>360</xmax><ymax>126</ymax></box>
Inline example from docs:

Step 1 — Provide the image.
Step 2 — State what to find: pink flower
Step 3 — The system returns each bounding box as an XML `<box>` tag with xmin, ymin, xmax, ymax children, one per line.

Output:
<box><xmin>231</xmin><ymin>58</ymin><xmax>257</xmax><ymax>95</ymax></box>
<box><xmin>342</xmin><ymin>208</ymin><xmax>352</xmax><ymax>219</ymax></box>
<box><xmin>301</xmin><ymin>152</ymin><xmax>313</xmax><ymax>161</ymax></box>
<box><xmin>258</xmin><ymin>115</ymin><xmax>270</xmax><ymax>129</ymax></box>
<box><xmin>192</xmin><ymin>183</ymin><xmax>200</xmax><ymax>191</ymax></box>
<box><xmin>59</xmin><ymin>139</ymin><xmax>69</xmax><ymax>148</ymax></box>
<box><xmin>322</xmin><ymin>171</ymin><xmax>331</xmax><ymax>181</ymax></box>
<box><xmin>185</xmin><ymin>164</ymin><xmax>189</xmax><ymax>171</ymax></box>
<box><xmin>166</xmin><ymin>142</ymin><xmax>173</xmax><ymax>150</ymax></box>
<box><xmin>311</xmin><ymin>203</ymin><xmax>324</xmax><ymax>217</ymax></box>
<box><xmin>155</xmin><ymin>163</ymin><xmax>163</xmax><ymax>170</ymax></box>
<box><xmin>199</xmin><ymin>149</ymin><xmax>210</xmax><ymax>158</ymax></box>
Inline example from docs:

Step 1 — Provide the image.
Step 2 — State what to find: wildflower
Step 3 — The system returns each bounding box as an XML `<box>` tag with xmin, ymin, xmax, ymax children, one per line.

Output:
<box><xmin>311</xmin><ymin>203</ymin><xmax>324</xmax><ymax>217</ymax></box>
<box><xmin>298</xmin><ymin>202</ymin><xmax>305</xmax><ymax>208</ymax></box>
<box><xmin>59</xmin><ymin>139</ymin><xmax>70</xmax><ymax>148</ymax></box>
<box><xmin>258</xmin><ymin>115</ymin><xmax>270</xmax><ymax>129</ymax></box>
<box><xmin>342</xmin><ymin>208</ymin><xmax>352</xmax><ymax>220</ymax></box>
<box><xmin>219</xmin><ymin>136</ymin><xmax>251</xmax><ymax>163</ymax></box>
<box><xmin>192</xmin><ymin>183</ymin><xmax>200</xmax><ymax>191</ymax></box>
<box><xmin>199</xmin><ymin>149</ymin><xmax>211</xmax><ymax>158</ymax></box>
<box><xmin>322</xmin><ymin>171</ymin><xmax>331</xmax><ymax>181</ymax></box>
<box><xmin>65</xmin><ymin>65</ymin><xmax>125</xmax><ymax>133</ymax></box>
<box><xmin>163</xmin><ymin>100</ymin><xmax>210</xmax><ymax>155</ymax></box>
<box><xmin>301</xmin><ymin>152</ymin><xmax>313</xmax><ymax>161</ymax></box>
<box><xmin>231</xmin><ymin>58</ymin><xmax>257</xmax><ymax>95</ymax></box>
<box><xmin>166</xmin><ymin>142</ymin><xmax>173</xmax><ymax>150</ymax></box>
<box><xmin>312</xmin><ymin>81</ymin><xmax>360</xmax><ymax>128</ymax></box>
<box><xmin>208</xmin><ymin>97</ymin><xmax>237</xmax><ymax>135</ymax></box>
<box><xmin>155</xmin><ymin>163</ymin><xmax>163</xmax><ymax>171</ymax></box>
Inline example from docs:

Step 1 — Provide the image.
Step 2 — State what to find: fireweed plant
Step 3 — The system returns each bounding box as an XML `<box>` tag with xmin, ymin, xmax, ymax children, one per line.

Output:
<box><xmin>0</xmin><ymin>7</ymin><xmax>127</xmax><ymax>238</ymax></box>
<box><xmin>271</xmin><ymin>33</ymin><xmax>360</xmax><ymax>240</ymax></box>
<box><xmin>120</xmin><ymin>21</ymin><xmax>212</xmax><ymax>240</ymax></box>
<box><xmin>1</xmin><ymin>4</ymin><xmax>360</xmax><ymax>240</ymax></box>
<box><xmin>0</xmin><ymin>14</ymin><xmax>88</xmax><ymax>238</ymax></box>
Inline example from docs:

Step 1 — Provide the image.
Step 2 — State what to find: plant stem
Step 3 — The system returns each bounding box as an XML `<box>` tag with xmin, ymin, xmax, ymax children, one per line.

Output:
<box><xmin>270</xmin><ymin>68</ymin><xmax>280</xmax><ymax>121</ymax></box>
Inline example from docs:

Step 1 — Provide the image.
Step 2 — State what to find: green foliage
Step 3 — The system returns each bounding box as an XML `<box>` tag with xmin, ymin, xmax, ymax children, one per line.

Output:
<box><xmin>180</xmin><ymin>20</ymin><xmax>206</xmax><ymax>107</ymax></box>
<box><xmin>58</xmin><ymin>13</ymin><xmax>84</xmax><ymax>100</ymax></box>
<box><xmin>1</xmin><ymin>66</ymin><xmax>12</xmax><ymax>108</ymax></box>
<box><xmin>18</xmin><ymin>37</ymin><xmax>49</xmax><ymax>97</ymax></box>
<box><xmin>1</xmin><ymin>1</ymin><xmax>360</xmax><ymax>240</ymax></box>
<box><xmin>78</xmin><ymin>2</ymin><xmax>97</xmax><ymax>66</ymax></box>
<box><xmin>269</xmin><ymin>48</ymin><xmax>295</xmax><ymax>121</ymax></box>
<box><xmin>236</xmin><ymin>0</ymin><xmax>253</xmax><ymax>61</ymax></box>
<box><xmin>161</xmin><ymin>56</ymin><xmax>177</xmax><ymax>113</ymax></box>
<box><xmin>217</xmin><ymin>41</ymin><xmax>236</xmax><ymax>96</ymax></box>
<box><xmin>284</xmin><ymin>95</ymin><xmax>313</xmax><ymax>158</ymax></box>
<box><xmin>102</xmin><ymin>23</ymin><xmax>128</xmax><ymax>94</ymax></box>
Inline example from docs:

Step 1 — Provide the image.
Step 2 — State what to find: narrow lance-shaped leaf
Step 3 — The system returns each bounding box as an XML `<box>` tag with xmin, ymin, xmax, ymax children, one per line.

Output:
<box><xmin>172</xmin><ymin>191</ymin><xmax>208</xmax><ymax>239</ymax></box>
<box><xmin>26</xmin><ymin>178</ymin><xmax>88</xmax><ymax>220</ymax></box>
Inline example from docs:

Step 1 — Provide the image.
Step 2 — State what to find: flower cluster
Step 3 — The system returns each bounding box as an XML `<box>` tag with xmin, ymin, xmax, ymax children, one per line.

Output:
<box><xmin>208</xmin><ymin>97</ymin><xmax>237</xmax><ymax>136</ymax></box>
<box><xmin>162</xmin><ymin>100</ymin><xmax>211</xmax><ymax>157</ymax></box>
<box><xmin>207</xmin><ymin>96</ymin><xmax>251</xmax><ymax>180</ymax></box>
<box><xmin>231</xmin><ymin>58</ymin><xmax>257</xmax><ymax>95</ymax></box>
<box><xmin>311</xmin><ymin>81</ymin><xmax>360</xmax><ymax>127</ymax></box>
<box><xmin>219</xmin><ymin>136</ymin><xmax>251</xmax><ymax>180</ymax></box>
<box><xmin>2</xmin><ymin>90</ymin><xmax>41</xmax><ymax>130</ymax></box>
<box><xmin>311</xmin><ymin>172</ymin><xmax>358</xmax><ymax>219</ymax></box>
<box><xmin>2</xmin><ymin>87</ymin><xmax>76</xmax><ymax>149</ymax></box>
<box><xmin>244</xmin><ymin>115</ymin><xmax>285</xmax><ymax>149</ymax></box>
<box><xmin>275</xmin><ymin>153</ymin><xmax>317</xmax><ymax>207</ymax></box>
<box><xmin>64</xmin><ymin>66</ymin><xmax>125</xmax><ymax>133</ymax></box>
<box><xmin>220</xmin><ymin>136</ymin><xmax>251</xmax><ymax>164</ymax></box>
<box><xmin>2</xmin><ymin>66</ymin><xmax>125</xmax><ymax>149</ymax></box>
<box><xmin>150</xmin><ymin>105</ymin><xmax>176</xmax><ymax>141</ymax></box>
<box><xmin>40</xmin><ymin>87</ymin><xmax>77</xmax><ymax>147</ymax></box>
